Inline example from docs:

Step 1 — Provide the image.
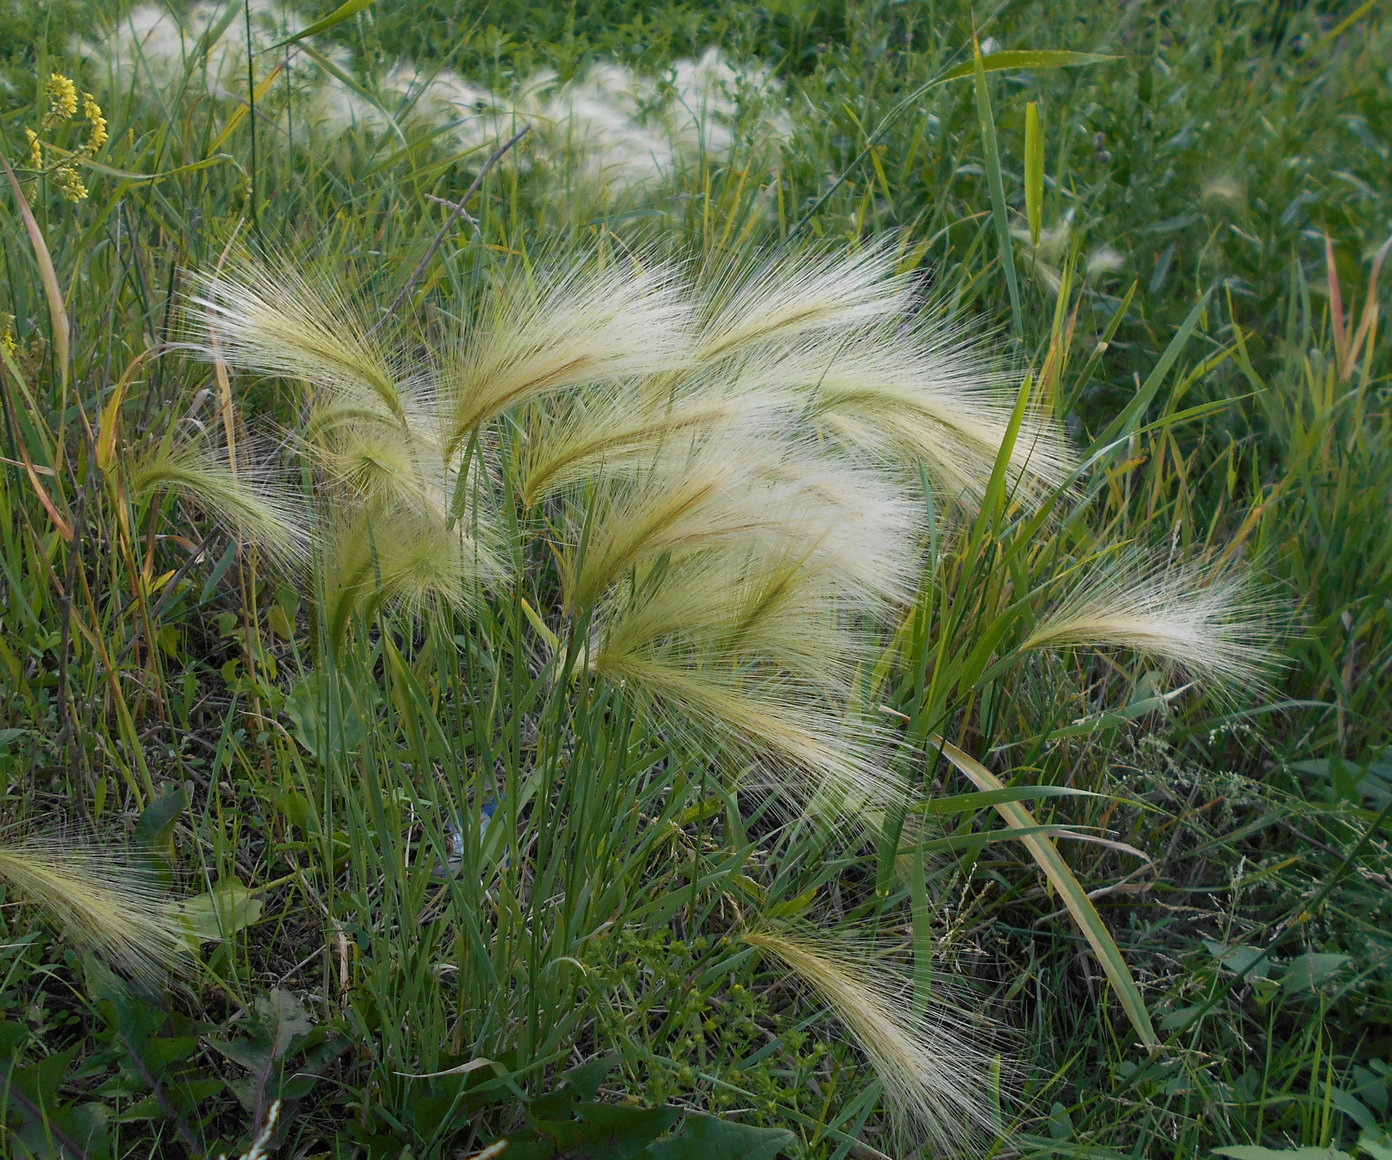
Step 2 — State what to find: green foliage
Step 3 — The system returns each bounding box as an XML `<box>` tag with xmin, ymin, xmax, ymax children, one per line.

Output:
<box><xmin>500</xmin><ymin>1057</ymin><xmax>795</xmax><ymax>1159</ymax></box>
<box><xmin>0</xmin><ymin>0</ymin><xmax>1389</xmax><ymax>1157</ymax></box>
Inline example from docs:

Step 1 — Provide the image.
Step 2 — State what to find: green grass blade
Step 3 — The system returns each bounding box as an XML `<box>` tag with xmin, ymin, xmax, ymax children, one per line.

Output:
<box><xmin>1087</xmin><ymin>287</ymin><xmax>1214</xmax><ymax>455</ymax></box>
<box><xmin>789</xmin><ymin>48</ymin><xmax>1112</xmax><ymax>240</ymax></box>
<box><xmin>267</xmin><ymin>0</ymin><xmax>377</xmax><ymax>49</ymax></box>
<box><xmin>932</xmin><ymin>735</ymin><xmax>1160</xmax><ymax>1050</ymax></box>
<box><xmin>1024</xmin><ymin>101</ymin><xmax>1043</xmax><ymax>250</ymax></box>
<box><xmin>936</xmin><ymin>50</ymin><xmax>1116</xmax><ymax>83</ymax></box>
<box><xmin>1</xmin><ymin>154</ymin><xmax>70</xmax><ymax>399</ymax></box>
<box><xmin>973</xmin><ymin>41</ymin><xmax>1023</xmax><ymax>337</ymax></box>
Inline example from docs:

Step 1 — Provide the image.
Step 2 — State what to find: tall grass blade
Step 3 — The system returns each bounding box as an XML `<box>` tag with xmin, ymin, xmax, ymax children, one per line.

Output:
<box><xmin>932</xmin><ymin>735</ymin><xmax>1160</xmax><ymax>1050</ymax></box>
<box><xmin>1087</xmin><ymin>288</ymin><xmax>1213</xmax><ymax>455</ymax></box>
<box><xmin>972</xmin><ymin>40</ymin><xmax>1023</xmax><ymax>338</ymax></box>
<box><xmin>1024</xmin><ymin>101</ymin><xmax>1043</xmax><ymax>250</ymax></box>
<box><xmin>1</xmin><ymin>154</ymin><xmax>70</xmax><ymax>397</ymax></box>
<box><xmin>267</xmin><ymin>0</ymin><xmax>378</xmax><ymax>50</ymax></box>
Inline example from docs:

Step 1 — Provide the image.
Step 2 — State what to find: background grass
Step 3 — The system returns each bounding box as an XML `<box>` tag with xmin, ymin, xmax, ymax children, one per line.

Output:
<box><xmin>0</xmin><ymin>0</ymin><xmax>1389</xmax><ymax>1157</ymax></box>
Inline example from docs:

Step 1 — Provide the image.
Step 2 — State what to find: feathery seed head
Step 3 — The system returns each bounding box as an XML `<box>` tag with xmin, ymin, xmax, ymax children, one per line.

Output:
<box><xmin>185</xmin><ymin>261</ymin><xmax>404</xmax><ymax>420</ymax></box>
<box><xmin>790</xmin><ymin>332</ymin><xmax>1070</xmax><ymax>505</ymax></box>
<box><xmin>586</xmin><ymin>536</ymin><xmax>909</xmax><ymax>820</ymax></box>
<box><xmin>0</xmin><ymin>835</ymin><xmax>188</xmax><ymax>983</ymax></box>
<box><xmin>1022</xmin><ymin>557</ymin><xmax>1277</xmax><ymax>690</ymax></box>
<box><xmin>594</xmin><ymin>649</ymin><xmax>902</xmax><ymax>818</ymax></box>
<box><xmin>173</xmin><ymin>244</ymin><xmax>1270</xmax><ymax>833</ymax></box>
<box><xmin>126</xmin><ymin>437</ymin><xmax>309</xmax><ymax>567</ymax></box>
<box><xmin>743</xmin><ymin>927</ymin><xmax>1002</xmax><ymax>1153</ymax></box>
<box><xmin>512</xmin><ymin>363</ymin><xmax>790</xmax><ymax>508</ymax></box>
<box><xmin>696</xmin><ymin>245</ymin><xmax>910</xmax><ymax>362</ymax></box>
<box><xmin>444</xmin><ymin>257</ymin><xmax>695</xmax><ymax>453</ymax></box>
<box><xmin>320</xmin><ymin>504</ymin><xmax>504</xmax><ymax>643</ymax></box>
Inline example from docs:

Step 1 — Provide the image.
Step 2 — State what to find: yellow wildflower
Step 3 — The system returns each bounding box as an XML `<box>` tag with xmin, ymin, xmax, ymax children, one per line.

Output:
<box><xmin>45</xmin><ymin>73</ymin><xmax>78</xmax><ymax>122</ymax></box>
<box><xmin>57</xmin><ymin>169</ymin><xmax>89</xmax><ymax>203</ymax></box>
<box><xmin>1</xmin><ymin>316</ymin><xmax>17</xmax><ymax>359</ymax></box>
<box><xmin>21</xmin><ymin>80</ymin><xmax>103</xmax><ymax>201</ymax></box>
<box><xmin>83</xmin><ymin>92</ymin><xmax>108</xmax><ymax>151</ymax></box>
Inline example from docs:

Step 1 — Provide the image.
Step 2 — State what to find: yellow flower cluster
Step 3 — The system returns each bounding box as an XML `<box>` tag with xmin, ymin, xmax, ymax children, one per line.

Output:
<box><xmin>24</xmin><ymin>72</ymin><xmax>107</xmax><ymax>203</ymax></box>
<box><xmin>1</xmin><ymin>315</ymin><xmax>17</xmax><ymax>360</ymax></box>
<box><xmin>45</xmin><ymin>73</ymin><xmax>78</xmax><ymax>121</ymax></box>
<box><xmin>83</xmin><ymin>91</ymin><xmax>108</xmax><ymax>151</ymax></box>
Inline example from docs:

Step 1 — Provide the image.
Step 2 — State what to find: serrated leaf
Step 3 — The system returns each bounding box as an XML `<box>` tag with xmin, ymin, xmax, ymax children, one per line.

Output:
<box><xmin>255</xmin><ymin>988</ymin><xmax>316</xmax><ymax>1058</ymax></box>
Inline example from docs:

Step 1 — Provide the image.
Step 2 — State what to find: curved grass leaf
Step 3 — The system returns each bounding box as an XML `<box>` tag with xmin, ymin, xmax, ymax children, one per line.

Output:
<box><xmin>936</xmin><ymin>50</ymin><xmax>1116</xmax><ymax>84</ymax></box>
<box><xmin>932</xmin><ymin>735</ymin><xmax>1159</xmax><ymax>1050</ymax></box>
<box><xmin>267</xmin><ymin>0</ymin><xmax>377</xmax><ymax>50</ymax></box>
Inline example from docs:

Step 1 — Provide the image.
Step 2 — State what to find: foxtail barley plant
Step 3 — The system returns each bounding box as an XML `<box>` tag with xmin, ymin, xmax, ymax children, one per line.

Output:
<box><xmin>149</xmin><ymin>239</ymin><xmax>1272</xmax><ymax>1150</ymax></box>
<box><xmin>81</xmin><ymin>4</ymin><xmax>788</xmax><ymax>203</ymax></box>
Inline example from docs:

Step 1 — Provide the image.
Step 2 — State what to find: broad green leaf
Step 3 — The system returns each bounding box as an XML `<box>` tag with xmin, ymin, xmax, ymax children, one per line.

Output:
<box><xmin>1280</xmin><ymin>952</ymin><xmax>1352</xmax><ymax>992</ymax></box>
<box><xmin>257</xmin><ymin>988</ymin><xmax>316</xmax><ymax>1059</ymax></box>
<box><xmin>647</xmin><ymin>1113</ymin><xmax>794</xmax><ymax>1160</ymax></box>
<box><xmin>1214</xmin><ymin>1148</ymin><xmax>1354</xmax><ymax>1160</ymax></box>
<box><xmin>284</xmin><ymin>669</ymin><xmax>370</xmax><ymax>763</ymax></box>
<box><xmin>1203</xmin><ymin>939</ymin><xmax>1272</xmax><ymax>980</ymax></box>
<box><xmin>528</xmin><ymin>1055</ymin><xmax>622</xmax><ymax>1120</ymax></box>
<box><xmin>1358</xmin><ymin>1128</ymin><xmax>1392</xmax><ymax>1160</ymax></box>
<box><xmin>179</xmin><ymin>876</ymin><xmax>263</xmax><ymax>944</ymax></box>
<box><xmin>133</xmin><ymin>784</ymin><xmax>189</xmax><ymax>852</ymax></box>
<box><xmin>520</xmin><ymin>1104</ymin><xmax>678</xmax><ymax>1160</ymax></box>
